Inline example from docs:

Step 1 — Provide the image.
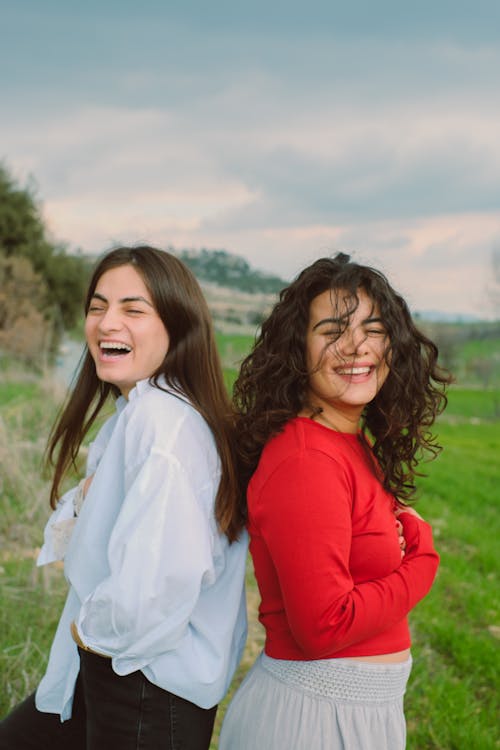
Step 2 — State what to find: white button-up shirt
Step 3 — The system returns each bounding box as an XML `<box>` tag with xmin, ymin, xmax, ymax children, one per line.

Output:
<box><xmin>35</xmin><ymin>378</ymin><xmax>248</xmax><ymax>718</ymax></box>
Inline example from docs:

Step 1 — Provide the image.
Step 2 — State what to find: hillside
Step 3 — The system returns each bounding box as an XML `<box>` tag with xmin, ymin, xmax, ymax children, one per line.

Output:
<box><xmin>175</xmin><ymin>247</ymin><xmax>287</xmax><ymax>294</ymax></box>
<box><xmin>172</xmin><ymin>247</ymin><xmax>284</xmax><ymax>333</ymax></box>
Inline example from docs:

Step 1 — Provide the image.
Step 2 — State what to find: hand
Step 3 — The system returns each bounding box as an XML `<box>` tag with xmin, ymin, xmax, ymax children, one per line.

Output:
<box><xmin>74</xmin><ymin>474</ymin><xmax>94</xmax><ymax>517</ymax></box>
<box><xmin>395</xmin><ymin>519</ymin><xmax>406</xmax><ymax>558</ymax></box>
<box><xmin>394</xmin><ymin>505</ymin><xmax>430</xmax><ymax>559</ymax></box>
<box><xmin>394</xmin><ymin>505</ymin><xmax>424</xmax><ymax>521</ymax></box>
<box><xmin>393</xmin><ymin>505</ymin><xmax>424</xmax><ymax>557</ymax></box>
<box><xmin>83</xmin><ymin>474</ymin><xmax>94</xmax><ymax>497</ymax></box>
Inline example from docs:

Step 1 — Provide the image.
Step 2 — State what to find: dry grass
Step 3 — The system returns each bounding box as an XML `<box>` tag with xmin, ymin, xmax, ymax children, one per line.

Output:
<box><xmin>0</xmin><ymin>369</ymin><xmax>70</xmax><ymax>714</ymax></box>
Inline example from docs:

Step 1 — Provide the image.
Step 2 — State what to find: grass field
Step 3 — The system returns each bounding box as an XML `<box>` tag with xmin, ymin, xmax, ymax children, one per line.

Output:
<box><xmin>0</xmin><ymin>347</ymin><xmax>499</xmax><ymax>748</ymax></box>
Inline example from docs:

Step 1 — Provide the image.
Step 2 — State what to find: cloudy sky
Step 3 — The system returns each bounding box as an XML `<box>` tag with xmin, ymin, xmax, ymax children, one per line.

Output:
<box><xmin>2</xmin><ymin>0</ymin><xmax>500</xmax><ymax>317</ymax></box>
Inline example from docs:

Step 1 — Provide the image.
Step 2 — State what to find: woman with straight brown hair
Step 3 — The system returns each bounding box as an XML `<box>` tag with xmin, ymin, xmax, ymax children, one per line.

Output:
<box><xmin>0</xmin><ymin>246</ymin><xmax>248</xmax><ymax>750</ymax></box>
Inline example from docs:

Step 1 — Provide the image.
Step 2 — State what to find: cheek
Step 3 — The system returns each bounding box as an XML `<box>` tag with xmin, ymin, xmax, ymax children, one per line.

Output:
<box><xmin>158</xmin><ymin>327</ymin><xmax>170</xmax><ymax>357</ymax></box>
<box><xmin>306</xmin><ymin>338</ymin><xmax>326</xmax><ymax>372</ymax></box>
<box><xmin>377</xmin><ymin>359</ymin><xmax>391</xmax><ymax>388</ymax></box>
<box><xmin>374</xmin><ymin>339</ymin><xmax>390</xmax><ymax>367</ymax></box>
<box><xmin>84</xmin><ymin>317</ymin><xmax>94</xmax><ymax>345</ymax></box>
<box><xmin>150</xmin><ymin>326</ymin><xmax>169</xmax><ymax>362</ymax></box>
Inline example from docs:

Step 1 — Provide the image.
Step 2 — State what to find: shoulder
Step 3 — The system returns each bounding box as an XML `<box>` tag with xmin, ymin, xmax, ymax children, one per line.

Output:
<box><xmin>252</xmin><ymin>418</ymin><xmax>351</xmax><ymax>490</ymax></box>
<box><xmin>248</xmin><ymin>420</ymin><xmax>358</xmax><ymax>522</ymax></box>
<box><xmin>259</xmin><ymin>417</ymin><xmax>358</xmax><ymax>467</ymax></box>
<box><xmin>125</xmin><ymin>379</ymin><xmax>203</xmax><ymax>426</ymax></box>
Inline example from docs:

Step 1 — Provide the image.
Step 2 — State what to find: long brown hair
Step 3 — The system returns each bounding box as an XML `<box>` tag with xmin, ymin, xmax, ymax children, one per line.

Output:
<box><xmin>233</xmin><ymin>253</ymin><xmax>453</xmax><ymax>504</ymax></box>
<box><xmin>47</xmin><ymin>246</ymin><xmax>244</xmax><ymax>541</ymax></box>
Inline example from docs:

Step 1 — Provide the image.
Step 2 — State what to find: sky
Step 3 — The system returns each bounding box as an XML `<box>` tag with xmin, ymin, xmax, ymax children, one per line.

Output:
<box><xmin>2</xmin><ymin>0</ymin><xmax>500</xmax><ymax>318</ymax></box>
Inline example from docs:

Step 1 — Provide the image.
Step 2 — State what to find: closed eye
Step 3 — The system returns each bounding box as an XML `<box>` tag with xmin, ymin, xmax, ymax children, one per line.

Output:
<box><xmin>323</xmin><ymin>329</ymin><xmax>342</xmax><ymax>338</ymax></box>
<box><xmin>124</xmin><ymin>307</ymin><xmax>147</xmax><ymax>315</ymax></box>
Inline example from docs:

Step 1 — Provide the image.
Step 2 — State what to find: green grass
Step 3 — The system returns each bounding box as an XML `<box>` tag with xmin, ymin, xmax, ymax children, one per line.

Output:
<box><xmin>216</xmin><ymin>331</ymin><xmax>256</xmax><ymax>393</ymax></box>
<box><xmin>444</xmin><ymin>386</ymin><xmax>500</xmax><ymax>420</ymax></box>
<box><xmin>0</xmin><ymin>374</ymin><xmax>70</xmax><ymax>713</ymax></box>
<box><xmin>1</xmin><ymin>366</ymin><xmax>499</xmax><ymax>749</ymax></box>
<box><xmin>458</xmin><ymin>336</ymin><xmax>500</xmax><ymax>360</ymax></box>
<box><xmin>404</xmin><ymin>416</ymin><xmax>500</xmax><ymax>749</ymax></box>
<box><xmin>215</xmin><ymin>331</ymin><xmax>256</xmax><ymax>364</ymax></box>
<box><xmin>0</xmin><ymin>381</ymin><xmax>39</xmax><ymax>404</ymax></box>
<box><xmin>452</xmin><ymin>335</ymin><xmax>500</xmax><ymax>388</ymax></box>
<box><xmin>0</xmin><ymin>558</ymin><xmax>67</xmax><ymax>712</ymax></box>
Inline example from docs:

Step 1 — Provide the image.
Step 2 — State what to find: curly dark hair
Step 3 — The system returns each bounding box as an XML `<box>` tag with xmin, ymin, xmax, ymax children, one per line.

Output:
<box><xmin>233</xmin><ymin>252</ymin><xmax>453</xmax><ymax>505</ymax></box>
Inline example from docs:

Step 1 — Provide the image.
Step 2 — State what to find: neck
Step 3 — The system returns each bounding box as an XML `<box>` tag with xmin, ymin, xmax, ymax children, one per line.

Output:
<box><xmin>300</xmin><ymin>403</ymin><xmax>361</xmax><ymax>434</ymax></box>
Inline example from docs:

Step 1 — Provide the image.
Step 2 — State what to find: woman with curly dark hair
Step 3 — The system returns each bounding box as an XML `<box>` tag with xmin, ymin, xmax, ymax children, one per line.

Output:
<box><xmin>220</xmin><ymin>253</ymin><xmax>451</xmax><ymax>750</ymax></box>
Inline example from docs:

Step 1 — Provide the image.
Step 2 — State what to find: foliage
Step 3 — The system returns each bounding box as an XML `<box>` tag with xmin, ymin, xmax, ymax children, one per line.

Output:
<box><xmin>0</xmin><ymin>254</ymin><xmax>52</xmax><ymax>366</ymax></box>
<box><xmin>0</xmin><ymin>164</ymin><xmax>91</xmax><ymax>357</ymax></box>
<box><xmin>418</xmin><ymin>319</ymin><xmax>500</xmax><ymax>387</ymax></box>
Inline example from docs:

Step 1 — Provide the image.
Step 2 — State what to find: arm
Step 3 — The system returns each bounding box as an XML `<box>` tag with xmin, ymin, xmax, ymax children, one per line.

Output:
<box><xmin>254</xmin><ymin>451</ymin><xmax>439</xmax><ymax>658</ymax></box>
<box><xmin>37</xmin><ymin>477</ymin><xmax>94</xmax><ymax>565</ymax></box>
<box><xmin>37</xmin><ymin>485</ymin><xmax>79</xmax><ymax>566</ymax></box>
<box><xmin>73</xmin><ymin>449</ymin><xmax>219</xmax><ymax>668</ymax></box>
<box><xmin>37</xmin><ymin>408</ymin><xmax>116</xmax><ymax>566</ymax></box>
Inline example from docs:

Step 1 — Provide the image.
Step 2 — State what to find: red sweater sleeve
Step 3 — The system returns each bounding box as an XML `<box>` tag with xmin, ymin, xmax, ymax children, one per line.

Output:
<box><xmin>251</xmin><ymin>450</ymin><xmax>440</xmax><ymax>659</ymax></box>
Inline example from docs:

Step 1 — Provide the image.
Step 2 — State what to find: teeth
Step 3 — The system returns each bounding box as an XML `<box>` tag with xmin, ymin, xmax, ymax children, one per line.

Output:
<box><xmin>336</xmin><ymin>367</ymin><xmax>371</xmax><ymax>375</ymax></box>
<box><xmin>100</xmin><ymin>342</ymin><xmax>132</xmax><ymax>352</ymax></box>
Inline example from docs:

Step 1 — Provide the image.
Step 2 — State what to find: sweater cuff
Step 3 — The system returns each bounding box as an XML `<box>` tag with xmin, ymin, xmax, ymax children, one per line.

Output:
<box><xmin>398</xmin><ymin>513</ymin><xmax>436</xmax><ymax>557</ymax></box>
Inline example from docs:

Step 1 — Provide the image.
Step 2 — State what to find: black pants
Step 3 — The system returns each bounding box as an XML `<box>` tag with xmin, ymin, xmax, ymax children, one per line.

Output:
<box><xmin>0</xmin><ymin>650</ymin><xmax>217</xmax><ymax>749</ymax></box>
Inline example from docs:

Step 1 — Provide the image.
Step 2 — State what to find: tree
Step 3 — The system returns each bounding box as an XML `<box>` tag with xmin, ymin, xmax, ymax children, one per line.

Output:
<box><xmin>0</xmin><ymin>164</ymin><xmax>91</xmax><ymax>356</ymax></box>
<box><xmin>0</xmin><ymin>254</ymin><xmax>52</xmax><ymax>366</ymax></box>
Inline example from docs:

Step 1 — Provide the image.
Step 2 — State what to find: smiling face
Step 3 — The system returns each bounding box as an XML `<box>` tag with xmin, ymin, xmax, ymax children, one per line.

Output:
<box><xmin>304</xmin><ymin>287</ymin><xmax>390</xmax><ymax>432</ymax></box>
<box><xmin>84</xmin><ymin>264</ymin><xmax>170</xmax><ymax>399</ymax></box>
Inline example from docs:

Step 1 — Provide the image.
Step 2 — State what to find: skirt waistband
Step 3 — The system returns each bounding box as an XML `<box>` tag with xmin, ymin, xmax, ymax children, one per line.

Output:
<box><xmin>259</xmin><ymin>652</ymin><xmax>412</xmax><ymax>704</ymax></box>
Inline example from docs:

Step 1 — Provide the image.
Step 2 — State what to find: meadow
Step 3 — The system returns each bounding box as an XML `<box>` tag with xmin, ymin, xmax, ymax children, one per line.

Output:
<box><xmin>0</xmin><ymin>336</ymin><xmax>499</xmax><ymax>749</ymax></box>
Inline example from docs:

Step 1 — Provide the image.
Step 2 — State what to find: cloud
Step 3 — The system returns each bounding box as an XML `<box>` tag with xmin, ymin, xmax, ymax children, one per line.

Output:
<box><xmin>199</xmin><ymin>104</ymin><xmax>500</xmax><ymax>229</ymax></box>
<box><xmin>1</xmin><ymin>2</ymin><xmax>500</xmax><ymax>319</ymax></box>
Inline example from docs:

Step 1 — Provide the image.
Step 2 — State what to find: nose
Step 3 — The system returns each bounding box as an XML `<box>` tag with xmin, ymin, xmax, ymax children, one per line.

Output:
<box><xmin>97</xmin><ymin>306</ymin><xmax>123</xmax><ymax>333</ymax></box>
<box><xmin>336</xmin><ymin>325</ymin><xmax>368</xmax><ymax>357</ymax></box>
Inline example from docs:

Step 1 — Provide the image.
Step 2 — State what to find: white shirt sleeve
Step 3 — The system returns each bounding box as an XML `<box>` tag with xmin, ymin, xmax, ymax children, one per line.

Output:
<box><xmin>36</xmin><ymin>487</ymin><xmax>79</xmax><ymax>566</ymax></box>
<box><xmin>36</xmin><ymin>410</ymin><xmax>122</xmax><ymax>567</ymax></box>
<box><xmin>75</xmin><ymin>448</ymin><xmax>220</xmax><ymax>667</ymax></box>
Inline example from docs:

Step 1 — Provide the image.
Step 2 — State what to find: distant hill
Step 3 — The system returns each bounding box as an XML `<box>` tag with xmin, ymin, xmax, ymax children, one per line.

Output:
<box><xmin>413</xmin><ymin>310</ymin><xmax>485</xmax><ymax>323</ymax></box>
<box><xmin>174</xmin><ymin>247</ymin><xmax>287</xmax><ymax>294</ymax></box>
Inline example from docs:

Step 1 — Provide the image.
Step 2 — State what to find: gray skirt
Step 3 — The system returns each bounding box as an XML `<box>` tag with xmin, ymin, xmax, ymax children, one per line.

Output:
<box><xmin>219</xmin><ymin>652</ymin><xmax>412</xmax><ymax>750</ymax></box>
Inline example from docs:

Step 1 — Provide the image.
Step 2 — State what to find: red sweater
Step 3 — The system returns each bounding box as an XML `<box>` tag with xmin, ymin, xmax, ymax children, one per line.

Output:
<box><xmin>247</xmin><ymin>417</ymin><xmax>440</xmax><ymax>660</ymax></box>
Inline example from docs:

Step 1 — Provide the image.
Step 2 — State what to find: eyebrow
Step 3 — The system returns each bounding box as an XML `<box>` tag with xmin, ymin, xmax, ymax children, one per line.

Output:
<box><xmin>312</xmin><ymin>316</ymin><xmax>384</xmax><ymax>331</ymax></box>
<box><xmin>91</xmin><ymin>292</ymin><xmax>154</xmax><ymax>307</ymax></box>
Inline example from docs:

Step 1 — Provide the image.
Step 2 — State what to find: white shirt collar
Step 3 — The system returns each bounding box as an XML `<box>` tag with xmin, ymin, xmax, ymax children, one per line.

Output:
<box><xmin>125</xmin><ymin>374</ymin><xmax>171</xmax><ymax>403</ymax></box>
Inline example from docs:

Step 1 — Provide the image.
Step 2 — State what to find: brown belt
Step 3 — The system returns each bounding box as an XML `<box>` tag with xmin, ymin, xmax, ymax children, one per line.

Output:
<box><xmin>70</xmin><ymin>621</ymin><xmax>112</xmax><ymax>658</ymax></box>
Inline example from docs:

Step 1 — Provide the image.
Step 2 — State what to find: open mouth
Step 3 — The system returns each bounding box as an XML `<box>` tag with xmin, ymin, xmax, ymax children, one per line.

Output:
<box><xmin>99</xmin><ymin>341</ymin><xmax>132</xmax><ymax>358</ymax></box>
<box><xmin>335</xmin><ymin>366</ymin><xmax>372</xmax><ymax>376</ymax></box>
